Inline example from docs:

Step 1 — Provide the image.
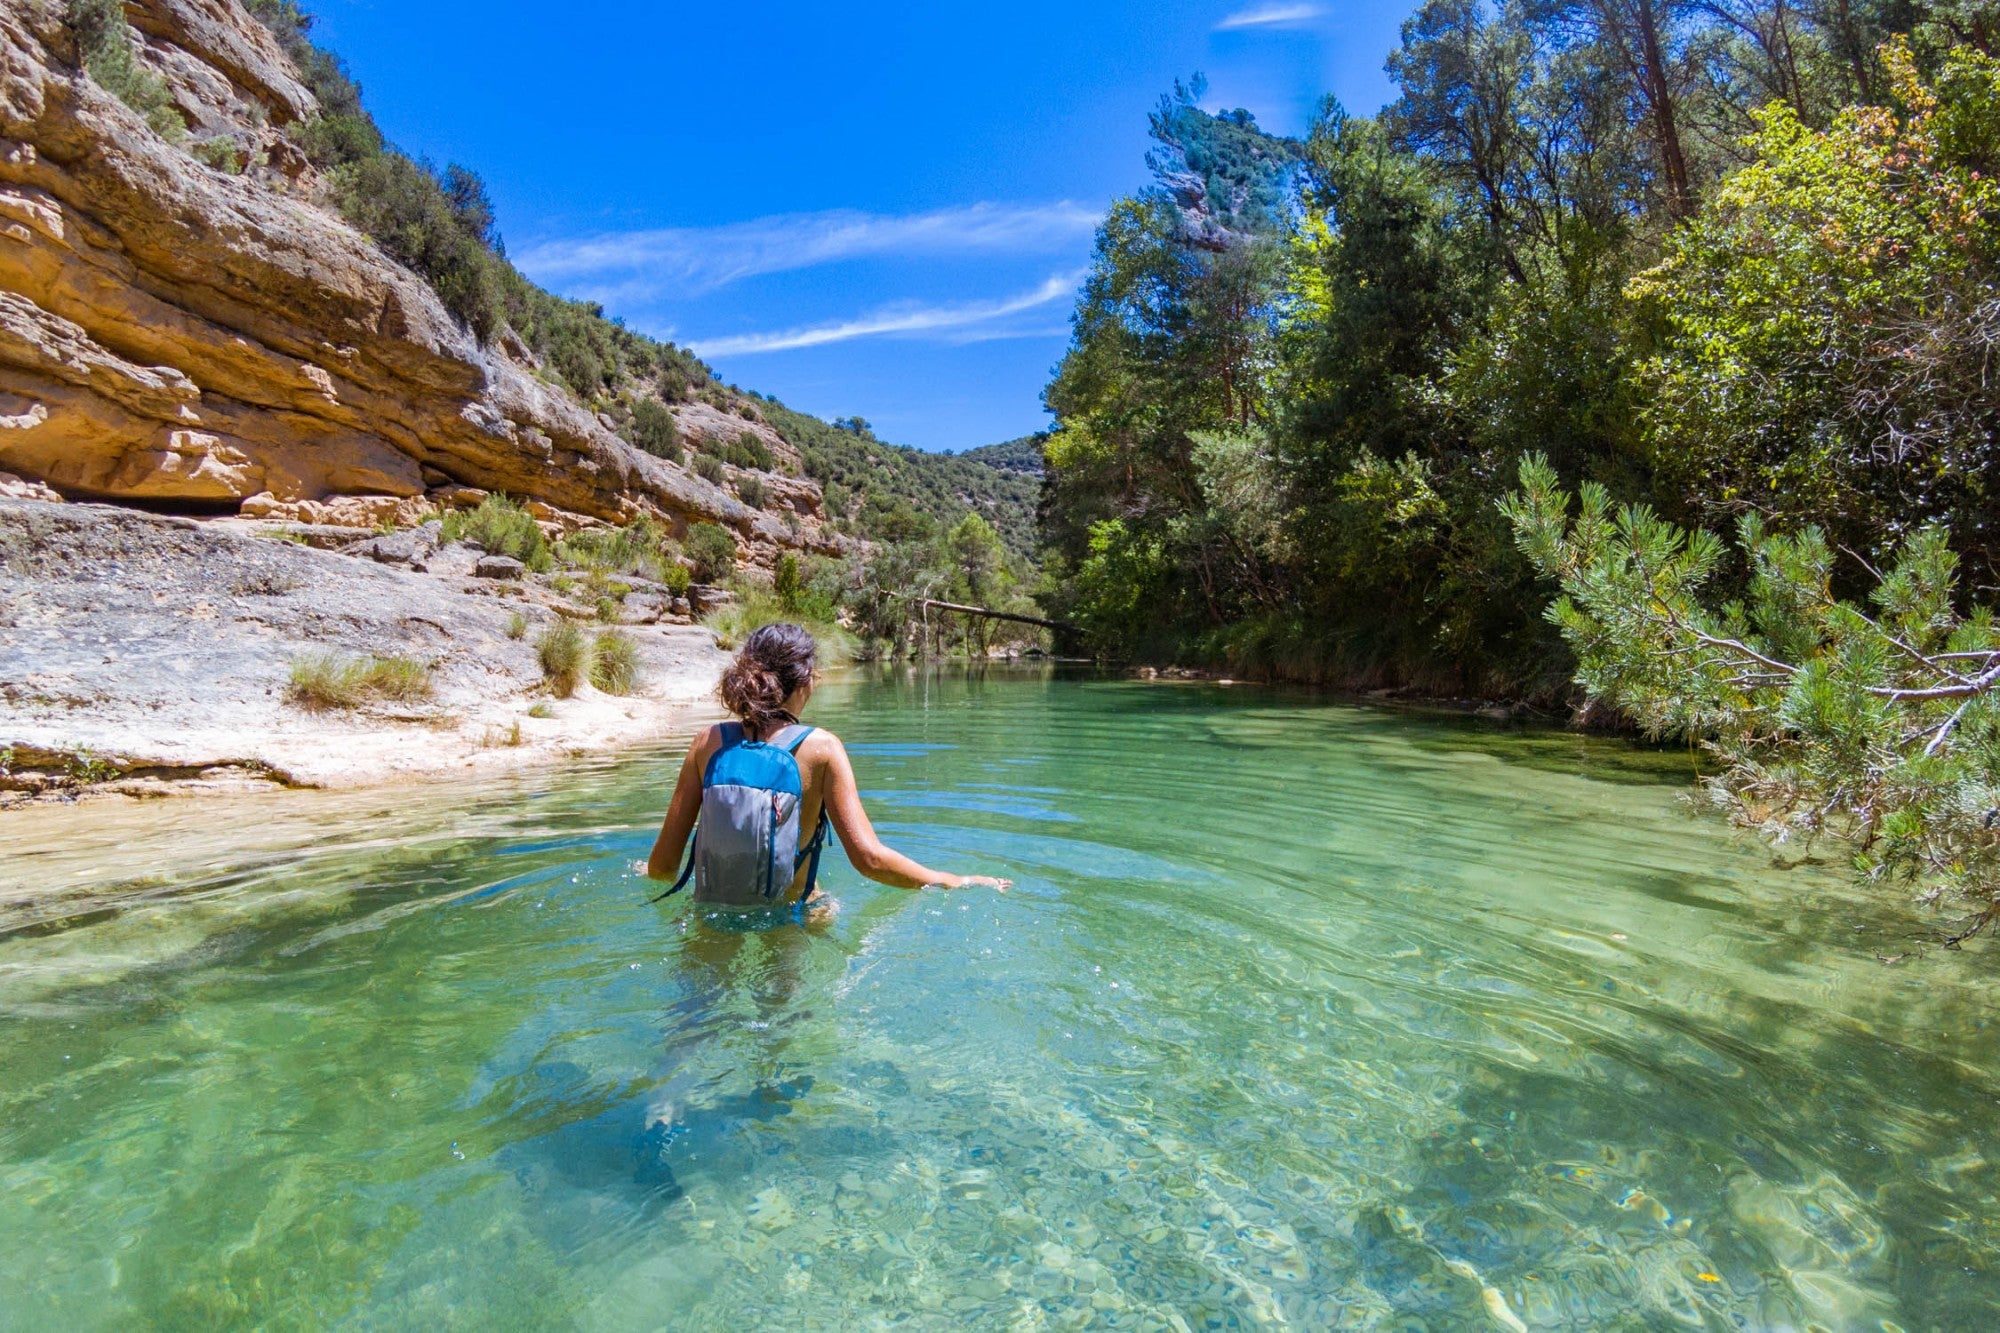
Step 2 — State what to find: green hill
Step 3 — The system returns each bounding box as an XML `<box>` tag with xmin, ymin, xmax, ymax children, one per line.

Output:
<box><xmin>757</xmin><ymin>407</ymin><xmax>1041</xmax><ymax>560</ymax></box>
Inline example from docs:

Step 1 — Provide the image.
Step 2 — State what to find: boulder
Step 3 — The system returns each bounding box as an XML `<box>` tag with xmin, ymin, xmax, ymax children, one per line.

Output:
<box><xmin>345</xmin><ymin>527</ymin><xmax>435</xmax><ymax>571</ymax></box>
<box><xmin>473</xmin><ymin>554</ymin><xmax>525</xmax><ymax>580</ymax></box>
<box><xmin>622</xmin><ymin>593</ymin><xmax>670</xmax><ymax>624</ymax></box>
<box><xmin>686</xmin><ymin>584</ymin><xmax>735</xmax><ymax>615</ymax></box>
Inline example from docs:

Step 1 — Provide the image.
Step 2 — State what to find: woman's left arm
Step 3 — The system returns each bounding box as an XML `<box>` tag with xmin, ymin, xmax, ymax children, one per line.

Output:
<box><xmin>646</xmin><ymin>730</ymin><xmax>712</xmax><ymax>880</ymax></box>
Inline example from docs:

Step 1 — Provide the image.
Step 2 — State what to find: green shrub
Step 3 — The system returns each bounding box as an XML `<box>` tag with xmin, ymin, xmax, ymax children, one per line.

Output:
<box><xmin>65</xmin><ymin>0</ymin><xmax>188</xmax><ymax>141</ymax></box>
<box><xmin>710</xmin><ymin>434</ymin><xmax>774</xmax><ymax>471</ymax></box>
<box><xmin>535</xmin><ymin>624</ymin><xmax>589</xmax><ymax>697</ymax></box>
<box><xmin>287</xmin><ymin>652</ymin><xmax>433</xmax><ymax>710</ymax></box>
<box><xmin>504</xmin><ymin>611</ymin><xmax>528</xmax><ymax>640</ymax></box>
<box><xmin>660</xmin><ymin>560</ymin><xmax>692</xmax><ymax>596</ymax></box>
<box><xmin>703</xmin><ymin>584</ymin><xmax>856</xmax><ymax>663</ymax></box>
<box><xmin>192</xmin><ymin>137</ymin><xmax>244</xmax><ymax>173</ymax></box>
<box><xmin>595</xmin><ymin>596</ymin><xmax>620</xmax><ymax>623</ymax></box>
<box><xmin>442</xmin><ymin>494</ymin><xmax>548</xmax><ymax>568</ymax></box>
<box><xmin>693</xmin><ymin>454</ymin><xmax>725</xmax><ymax>485</ymax></box>
<box><xmin>526</xmin><ymin>702</ymin><xmax>555</xmax><ymax>719</ymax></box>
<box><xmin>332</xmin><ymin>152</ymin><xmax>504</xmax><ymax>338</ymax></box>
<box><xmin>589</xmin><ymin>630</ymin><xmax>640</xmax><ymax>695</ymax></box>
<box><xmin>774</xmin><ymin>552</ymin><xmax>802</xmax><ymax>610</ymax></box>
<box><xmin>554</xmin><ymin>514</ymin><xmax>676</xmax><ymax>581</ymax></box>
<box><xmin>626</xmin><ymin>398</ymin><xmax>681</xmax><ymax>462</ymax></box>
<box><xmin>685</xmin><ymin>523</ymin><xmax>737</xmax><ymax>582</ymax></box>
<box><xmin>821</xmin><ymin>481</ymin><xmax>851</xmax><ymax>520</ymax></box>
<box><xmin>737</xmin><ymin>476</ymin><xmax>766</xmax><ymax>509</ymax></box>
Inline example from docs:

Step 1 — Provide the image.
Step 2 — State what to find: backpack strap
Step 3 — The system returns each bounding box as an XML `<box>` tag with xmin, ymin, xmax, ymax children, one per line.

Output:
<box><xmin>648</xmin><ymin>837</ymin><xmax>697</xmax><ymax>903</ymax></box>
<box><xmin>769</xmin><ymin>723</ymin><xmax>815</xmax><ymax>753</ymax></box>
<box><xmin>781</xmin><ymin>726</ymin><xmax>829</xmax><ymax>897</ymax></box>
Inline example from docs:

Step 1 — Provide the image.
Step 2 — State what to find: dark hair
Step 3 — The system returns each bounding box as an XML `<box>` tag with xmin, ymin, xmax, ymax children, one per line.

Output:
<box><xmin>718</xmin><ymin>622</ymin><xmax>817</xmax><ymax>737</ymax></box>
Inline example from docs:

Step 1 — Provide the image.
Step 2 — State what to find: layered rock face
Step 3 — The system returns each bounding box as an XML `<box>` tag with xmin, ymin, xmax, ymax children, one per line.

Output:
<box><xmin>0</xmin><ymin>1</ymin><xmax>829</xmax><ymax>556</ymax></box>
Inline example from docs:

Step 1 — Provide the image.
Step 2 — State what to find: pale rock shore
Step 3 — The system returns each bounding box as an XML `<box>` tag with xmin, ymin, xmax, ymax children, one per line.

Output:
<box><xmin>0</xmin><ymin>497</ymin><xmax>732</xmax><ymax>807</ymax></box>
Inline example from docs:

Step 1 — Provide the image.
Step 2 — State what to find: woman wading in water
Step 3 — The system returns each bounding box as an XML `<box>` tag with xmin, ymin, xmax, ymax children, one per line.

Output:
<box><xmin>647</xmin><ymin>623</ymin><xmax>1010</xmax><ymax>909</ymax></box>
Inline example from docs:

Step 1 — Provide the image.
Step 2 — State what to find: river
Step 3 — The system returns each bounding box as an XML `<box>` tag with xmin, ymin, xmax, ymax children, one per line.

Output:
<box><xmin>2</xmin><ymin>670</ymin><xmax>1995</xmax><ymax>1328</ymax></box>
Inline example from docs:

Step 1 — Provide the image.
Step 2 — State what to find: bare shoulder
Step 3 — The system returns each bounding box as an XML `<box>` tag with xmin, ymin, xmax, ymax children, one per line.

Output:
<box><xmin>798</xmin><ymin>726</ymin><xmax>845</xmax><ymax>758</ymax></box>
<box><xmin>688</xmin><ymin>722</ymin><xmax>729</xmax><ymax>759</ymax></box>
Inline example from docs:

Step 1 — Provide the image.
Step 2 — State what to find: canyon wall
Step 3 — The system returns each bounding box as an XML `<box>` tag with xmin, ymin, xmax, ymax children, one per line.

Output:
<box><xmin>0</xmin><ymin>0</ymin><xmax>831</xmax><ymax>557</ymax></box>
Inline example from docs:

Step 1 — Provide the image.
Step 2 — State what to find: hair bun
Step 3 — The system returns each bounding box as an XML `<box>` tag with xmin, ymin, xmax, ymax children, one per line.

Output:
<box><xmin>716</xmin><ymin>622</ymin><xmax>818</xmax><ymax>736</ymax></box>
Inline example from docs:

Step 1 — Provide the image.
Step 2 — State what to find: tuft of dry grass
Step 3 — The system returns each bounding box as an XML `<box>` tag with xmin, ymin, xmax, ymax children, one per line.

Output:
<box><xmin>287</xmin><ymin>653</ymin><xmax>434</xmax><ymax>711</ymax></box>
<box><xmin>589</xmin><ymin>630</ymin><xmax>640</xmax><ymax>695</ymax></box>
<box><xmin>536</xmin><ymin>624</ymin><xmax>589</xmax><ymax>698</ymax></box>
<box><xmin>504</xmin><ymin>611</ymin><xmax>528</xmax><ymax>640</ymax></box>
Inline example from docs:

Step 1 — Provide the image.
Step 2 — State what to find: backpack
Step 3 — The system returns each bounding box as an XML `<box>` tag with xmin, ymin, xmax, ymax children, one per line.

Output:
<box><xmin>652</xmin><ymin>722</ymin><xmax>829</xmax><ymax>907</ymax></box>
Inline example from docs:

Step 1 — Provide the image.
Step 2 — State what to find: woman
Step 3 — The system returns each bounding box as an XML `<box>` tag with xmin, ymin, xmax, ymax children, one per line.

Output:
<box><xmin>647</xmin><ymin>623</ymin><xmax>1011</xmax><ymax>907</ymax></box>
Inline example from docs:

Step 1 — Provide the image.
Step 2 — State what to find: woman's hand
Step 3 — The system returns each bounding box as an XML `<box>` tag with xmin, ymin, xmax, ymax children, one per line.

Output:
<box><xmin>938</xmin><ymin>874</ymin><xmax>1011</xmax><ymax>892</ymax></box>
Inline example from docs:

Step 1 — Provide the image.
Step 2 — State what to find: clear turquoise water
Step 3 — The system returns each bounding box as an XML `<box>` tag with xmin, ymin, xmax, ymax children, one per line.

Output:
<box><xmin>2</xmin><ymin>671</ymin><xmax>1997</xmax><ymax>1329</ymax></box>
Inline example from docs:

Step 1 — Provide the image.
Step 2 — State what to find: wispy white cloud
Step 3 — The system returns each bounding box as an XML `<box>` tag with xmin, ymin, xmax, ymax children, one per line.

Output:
<box><xmin>515</xmin><ymin>202</ymin><xmax>1100</xmax><ymax>296</ymax></box>
<box><xmin>1214</xmin><ymin>3</ymin><xmax>1322</xmax><ymax>30</ymax></box>
<box><xmin>693</xmin><ymin>273</ymin><xmax>1082</xmax><ymax>357</ymax></box>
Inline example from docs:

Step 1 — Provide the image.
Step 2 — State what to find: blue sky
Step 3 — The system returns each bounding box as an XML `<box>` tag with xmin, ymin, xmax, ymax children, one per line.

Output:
<box><xmin>298</xmin><ymin>1</ymin><xmax>1409</xmax><ymax>450</ymax></box>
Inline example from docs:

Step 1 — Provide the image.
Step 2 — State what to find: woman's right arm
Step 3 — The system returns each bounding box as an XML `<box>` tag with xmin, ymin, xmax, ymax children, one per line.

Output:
<box><xmin>646</xmin><ymin>726</ymin><xmax>714</xmax><ymax>881</ymax></box>
<box><xmin>818</xmin><ymin>733</ymin><xmax>1008</xmax><ymax>891</ymax></box>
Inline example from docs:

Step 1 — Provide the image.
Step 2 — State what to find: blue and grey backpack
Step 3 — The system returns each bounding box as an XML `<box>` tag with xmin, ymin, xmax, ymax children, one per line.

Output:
<box><xmin>652</xmin><ymin>722</ymin><xmax>829</xmax><ymax>907</ymax></box>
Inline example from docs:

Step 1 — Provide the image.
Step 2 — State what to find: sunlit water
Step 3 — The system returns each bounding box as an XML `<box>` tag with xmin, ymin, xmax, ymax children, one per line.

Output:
<box><xmin>3</xmin><ymin>671</ymin><xmax>1997</xmax><ymax>1330</ymax></box>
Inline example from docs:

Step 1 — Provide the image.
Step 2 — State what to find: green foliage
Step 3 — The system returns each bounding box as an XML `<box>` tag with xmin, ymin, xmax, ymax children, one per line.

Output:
<box><xmin>191</xmin><ymin>137</ymin><xmax>245</xmax><ymax>173</ymax></box>
<box><xmin>441</xmin><ymin>494</ymin><xmax>549</xmax><ymax>570</ymax></box>
<box><xmin>703</xmin><ymin>584</ymin><xmax>856</xmax><ymax>663</ymax></box>
<box><xmin>1040</xmin><ymin>10</ymin><xmax>2000</xmax><ymax>693</ymax></box>
<box><xmin>332</xmin><ymin>153</ymin><xmax>504</xmax><ymax>338</ymax></box>
<box><xmin>768</xmin><ymin>401</ymin><xmax>1041</xmax><ymax>560</ymax></box>
<box><xmin>692</xmin><ymin>454</ymin><xmax>725</xmax><ymax>485</ymax></box>
<box><xmin>588</xmin><ymin>631</ymin><xmax>640</xmax><ymax>695</ymax></box>
<box><xmin>553</xmin><ymin>515</ymin><xmax>677</xmax><ymax>583</ymax></box>
<box><xmin>820</xmin><ymin>481</ymin><xmax>852</xmax><ymax>521</ymax></box>
<box><xmin>736</xmin><ymin>475</ymin><xmax>766</xmax><ymax>509</ymax></box>
<box><xmin>683</xmin><ymin>523</ymin><xmax>737</xmax><ymax>582</ymax></box>
<box><xmin>774</xmin><ymin>553</ymin><xmax>802</xmax><ymax>610</ymax></box>
<box><xmin>699</xmin><ymin>431</ymin><xmax>774</xmax><ymax>471</ymax></box>
<box><xmin>504</xmin><ymin>612</ymin><xmax>528</xmax><ymax>640</ymax></box>
<box><xmin>65</xmin><ymin>0</ymin><xmax>187</xmax><ymax>140</ymax></box>
<box><xmin>1633</xmin><ymin>41</ymin><xmax>2000</xmax><ymax>586</ymax></box>
<box><xmin>1505</xmin><ymin>454</ymin><xmax>2000</xmax><ymax>935</ymax></box>
<box><xmin>625</xmin><ymin>398</ymin><xmax>681</xmax><ymax>462</ymax></box>
<box><xmin>958</xmin><ymin>436</ymin><xmax>1045</xmax><ymax>477</ymax></box>
<box><xmin>287</xmin><ymin>653</ymin><xmax>433</xmax><ymax>710</ymax></box>
<box><xmin>534</xmin><ymin>624</ymin><xmax>589</xmax><ymax>698</ymax></box>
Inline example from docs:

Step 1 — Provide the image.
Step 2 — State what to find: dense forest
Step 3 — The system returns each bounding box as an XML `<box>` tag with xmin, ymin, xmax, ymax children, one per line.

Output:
<box><xmin>1039</xmin><ymin>4</ymin><xmax>2000</xmax><ymax>929</ymax></box>
<box><xmin>1040</xmin><ymin>3</ymin><xmax>2000</xmax><ymax>697</ymax></box>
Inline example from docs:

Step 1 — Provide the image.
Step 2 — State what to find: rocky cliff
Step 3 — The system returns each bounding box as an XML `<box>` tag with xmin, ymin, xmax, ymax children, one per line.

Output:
<box><xmin>0</xmin><ymin>0</ymin><xmax>832</xmax><ymax>560</ymax></box>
